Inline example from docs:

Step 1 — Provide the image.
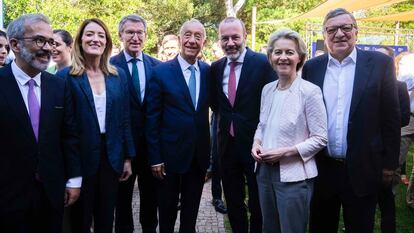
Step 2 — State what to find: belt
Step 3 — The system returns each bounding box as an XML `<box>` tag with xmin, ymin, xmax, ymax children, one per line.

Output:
<box><xmin>330</xmin><ymin>157</ymin><xmax>346</xmax><ymax>164</ymax></box>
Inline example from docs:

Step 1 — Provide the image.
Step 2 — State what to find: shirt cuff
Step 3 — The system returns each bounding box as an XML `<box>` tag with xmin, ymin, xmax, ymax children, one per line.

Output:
<box><xmin>66</xmin><ymin>177</ymin><xmax>82</xmax><ymax>188</ymax></box>
<box><xmin>152</xmin><ymin>163</ymin><xmax>164</xmax><ymax>167</ymax></box>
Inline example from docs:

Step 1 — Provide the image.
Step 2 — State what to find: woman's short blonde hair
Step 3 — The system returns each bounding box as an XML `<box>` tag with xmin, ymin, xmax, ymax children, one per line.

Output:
<box><xmin>266</xmin><ymin>29</ymin><xmax>307</xmax><ymax>71</ymax></box>
<box><xmin>70</xmin><ymin>18</ymin><xmax>117</xmax><ymax>76</ymax></box>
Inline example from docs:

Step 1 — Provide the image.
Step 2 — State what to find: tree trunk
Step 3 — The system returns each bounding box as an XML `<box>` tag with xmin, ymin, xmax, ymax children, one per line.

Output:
<box><xmin>225</xmin><ymin>0</ymin><xmax>245</xmax><ymax>17</ymax></box>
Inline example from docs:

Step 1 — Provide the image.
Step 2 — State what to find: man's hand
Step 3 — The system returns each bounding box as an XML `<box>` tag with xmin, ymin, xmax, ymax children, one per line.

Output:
<box><xmin>152</xmin><ymin>164</ymin><xmax>166</xmax><ymax>180</ymax></box>
<box><xmin>64</xmin><ymin>188</ymin><xmax>80</xmax><ymax>207</ymax></box>
<box><xmin>251</xmin><ymin>140</ymin><xmax>263</xmax><ymax>162</ymax></box>
<box><xmin>382</xmin><ymin>169</ymin><xmax>395</xmax><ymax>187</ymax></box>
<box><xmin>260</xmin><ymin>146</ymin><xmax>298</xmax><ymax>163</ymax></box>
<box><xmin>119</xmin><ymin>159</ymin><xmax>132</xmax><ymax>181</ymax></box>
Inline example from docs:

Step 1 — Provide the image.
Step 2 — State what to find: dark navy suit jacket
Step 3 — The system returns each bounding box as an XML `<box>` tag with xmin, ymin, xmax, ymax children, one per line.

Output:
<box><xmin>56</xmin><ymin>67</ymin><xmax>135</xmax><ymax>177</ymax></box>
<box><xmin>211</xmin><ymin>48</ymin><xmax>276</xmax><ymax>164</ymax></box>
<box><xmin>146</xmin><ymin>57</ymin><xmax>211</xmax><ymax>174</ymax></box>
<box><xmin>0</xmin><ymin>64</ymin><xmax>80</xmax><ymax>214</ymax></box>
<box><xmin>302</xmin><ymin>49</ymin><xmax>401</xmax><ymax>196</ymax></box>
<box><xmin>110</xmin><ymin>51</ymin><xmax>161</xmax><ymax>139</ymax></box>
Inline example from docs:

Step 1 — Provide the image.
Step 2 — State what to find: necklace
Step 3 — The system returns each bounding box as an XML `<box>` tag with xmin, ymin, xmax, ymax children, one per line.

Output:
<box><xmin>276</xmin><ymin>83</ymin><xmax>291</xmax><ymax>91</ymax></box>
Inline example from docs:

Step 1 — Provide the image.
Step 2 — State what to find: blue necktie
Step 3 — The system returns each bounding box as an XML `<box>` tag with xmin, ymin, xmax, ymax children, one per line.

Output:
<box><xmin>130</xmin><ymin>58</ymin><xmax>141</xmax><ymax>103</ymax></box>
<box><xmin>188</xmin><ymin>65</ymin><xmax>196</xmax><ymax>107</ymax></box>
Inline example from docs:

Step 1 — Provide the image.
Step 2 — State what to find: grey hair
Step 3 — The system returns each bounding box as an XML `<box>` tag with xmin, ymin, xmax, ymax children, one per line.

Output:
<box><xmin>219</xmin><ymin>17</ymin><xmax>246</xmax><ymax>35</ymax></box>
<box><xmin>267</xmin><ymin>28</ymin><xmax>307</xmax><ymax>71</ymax></box>
<box><xmin>7</xmin><ymin>13</ymin><xmax>50</xmax><ymax>41</ymax></box>
<box><xmin>323</xmin><ymin>8</ymin><xmax>358</xmax><ymax>30</ymax></box>
<box><xmin>179</xmin><ymin>19</ymin><xmax>206</xmax><ymax>39</ymax></box>
<box><xmin>118</xmin><ymin>14</ymin><xmax>147</xmax><ymax>33</ymax></box>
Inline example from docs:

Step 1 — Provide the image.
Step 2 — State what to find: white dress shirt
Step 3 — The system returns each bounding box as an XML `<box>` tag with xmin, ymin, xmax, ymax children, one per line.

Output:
<box><xmin>222</xmin><ymin>48</ymin><xmax>247</xmax><ymax>97</ymax></box>
<box><xmin>177</xmin><ymin>54</ymin><xmax>200</xmax><ymax>109</ymax></box>
<box><xmin>11</xmin><ymin>61</ymin><xmax>82</xmax><ymax>188</ymax></box>
<box><xmin>124</xmin><ymin>50</ymin><xmax>146</xmax><ymax>101</ymax></box>
<box><xmin>93</xmin><ymin>91</ymin><xmax>106</xmax><ymax>133</ymax></box>
<box><xmin>323</xmin><ymin>47</ymin><xmax>357</xmax><ymax>158</ymax></box>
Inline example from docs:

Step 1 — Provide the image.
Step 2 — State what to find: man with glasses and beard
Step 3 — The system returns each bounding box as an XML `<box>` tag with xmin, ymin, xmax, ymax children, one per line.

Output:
<box><xmin>302</xmin><ymin>8</ymin><xmax>401</xmax><ymax>233</ymax></box>
<box><xmin>210</xmin><ymin>17</ymin><xmax>276</xmax><ymax>233</ymax></box>
<box><xmin>0</xmin><ymin>14</ymin><xmax>81</xmax><ymax>233</ymax></box>
<box><xmin>111</xmin><ymin>14</ymin><xmax>161</xmax><ymax>233</ymax></box>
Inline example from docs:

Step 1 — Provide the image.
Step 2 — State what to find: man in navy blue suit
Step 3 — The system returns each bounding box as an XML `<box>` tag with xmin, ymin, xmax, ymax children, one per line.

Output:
<box><xmin>302</xmin><ymin>8</ymin><xmax>401</xmax><ymax>233</ymax></box>
<box><xmin>0</xmin><ymin>14</ymin><xmax>81</xmax><ymax>233</ymax></box>
<box><xmin>146</xmin><ymin>19</ymin><xmax>211</xmax><ymax>233</ymax></box>
<box><xmin>110</xmin><ymin>14</ymin><xmax>161</xmax><ymax>233</ymax></box>
<box><xmin>210</xmin><ymin>17</ymin><xmax>276</xmax><ymax>233</ymax></box>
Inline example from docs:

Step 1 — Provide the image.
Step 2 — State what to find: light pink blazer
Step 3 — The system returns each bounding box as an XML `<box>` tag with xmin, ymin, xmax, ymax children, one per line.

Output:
<box><xmin>254</xmin><ymin>77</ymin><xmax>328</xmax><ymax>182</ymax></box>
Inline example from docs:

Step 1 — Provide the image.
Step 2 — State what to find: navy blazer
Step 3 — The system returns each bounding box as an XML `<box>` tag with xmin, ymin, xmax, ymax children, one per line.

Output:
<box><xmin>0</xmin><ymin>64</ymin><xmax>80</xmax><ymax>214</ymax></box>
<box><xmin>146</xmin><ymin>57</ymin><xmax>211</xmax><ymax>174</ymax></box>
<box><xmin>110</xmin><ymin>52</ymin><xmax>161</xmax><ymax>142</ymax></box>
<box><xmin>56</xmin><ymin>67</ymin><xmax>135</xmax><ymax>177</ymax></box>
<box><xmin>302</xmin><ymin>49</ymin><xmax>401</xmax><ymax>196</ymax></box>
<box><xmin>211</xmin><ymin>48</ymin><xmax>276</xmax><ymax>163</ymax></box>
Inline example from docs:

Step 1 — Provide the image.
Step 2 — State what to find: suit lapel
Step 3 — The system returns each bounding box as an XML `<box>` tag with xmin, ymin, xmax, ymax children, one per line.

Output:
<box><xmin>197</xmin><ymin>61</ymin><xmax>206</xmax><ymax>111</ymax></box>
<box><xmin>78</xmin><ymin>73</ymin><xmax>100</xmax><ymax>128</ymax></box>
<box><xmin>0</xmin><ymin>65</ymin><xmax>36</xmax><ymax>141</ymax></box>
<box><xmin>171</xmin><ymin>58</ymin><xmax>195</xmax><ymax>109</ymax></box>
<box><xmin>349</xmin><ymin>50</ymin><xmax>372</xmax><ymax>118</ymax></box>
<box><xmin>217</xmin><ymin>57</ymin><xmax>231</xmax><ymax>107</ymax></box>
<box><xmin>313</xmin><ymin>55</ymin><xmax>329</xmax><ymax>90</ymax></box>
<box><xmin>39</xmin><ymin>73</ymin><xmax>53</xmax><ymax>142</ymax></box>
<box><xmin>235</xmin><ymin>48</ymin><xmax>254</xmax><ymax>107</ymax></box>
<box><xmin>104</xmin><ymin>74</ymin><xmax>114</xmax><ymax>130</ymax></box>
<box><xmin>142</xmin><ymin>53</ymin><xmax>153</xmax><ymax>103</ymax></box>
<box><xmin>118</xmin><ymin>52</ymin><xmax>141</xmax><ymax>105</ymax></box>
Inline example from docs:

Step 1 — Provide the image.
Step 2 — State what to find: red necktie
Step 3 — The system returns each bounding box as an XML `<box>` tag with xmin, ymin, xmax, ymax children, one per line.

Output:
<box><xmin>228</xmin><ymin>62</ymin><xmax>237</xmax><ymax>136</ymax></box>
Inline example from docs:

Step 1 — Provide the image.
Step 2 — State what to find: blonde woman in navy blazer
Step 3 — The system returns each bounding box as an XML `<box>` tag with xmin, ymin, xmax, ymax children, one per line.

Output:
<box><xmin>251</xmin><ymin>29</ymin><xmax>327</xmax><ymax>233</ymax></box>
<box><xmin>56</xmin><ymin>18</ymin><xmax>135</xmax><ymax>233</ymax></box>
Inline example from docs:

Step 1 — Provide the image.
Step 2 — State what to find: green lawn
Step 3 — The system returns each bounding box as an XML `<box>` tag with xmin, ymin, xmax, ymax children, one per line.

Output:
<box><xmin>224</xmin><ymin>152</ymin><xmax>414</xmax><ymax>233</ymax></box>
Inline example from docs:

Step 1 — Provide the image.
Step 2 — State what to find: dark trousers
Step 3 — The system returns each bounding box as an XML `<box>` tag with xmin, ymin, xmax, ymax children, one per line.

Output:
<box><xmin>309</xmin><ymin>156</ymin><xmax>377</xmax><ymax>233</ymax></box>
<box><xmin>0</xmin><ymin>181</ymin><xmax>63</xmax><ymax>233</ymax></box>
<box><xmin>220</xmin><ymin>136</ymin><xmax>262</xmax><ymax>233</ymax></box>
<box><xmin>115</xmin><ymin>137</ymin><xmax>158</xmax><ymax>233</ymax></box>
<box><xmin>157</xmin><ymin>159</ymin><xmax>205</xmax><ymax>233</ymax></box>
<box><xmin>71</xmin><ymin>138</ymin><xmax>120</xmax><ymax>233</ymax></box>
<box><xmin>210</xmin><ymin>113</ymin><xmax>223</xmax><ymax>200</ymax></box>
<box><xmin>378</xmin><ymin>185</ymin><xmax>396</xmax><ymax>233</ymax></box>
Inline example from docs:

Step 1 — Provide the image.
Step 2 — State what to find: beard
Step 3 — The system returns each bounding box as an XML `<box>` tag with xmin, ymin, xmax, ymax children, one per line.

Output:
<box><xmin>20</xmin><ymin>45</ymin><xmax>50</xmax><ymax>71</ymax></box>
<box><xmin>224</xmin><ymin>42</ymin><xmax>245</xmax><ymax>61</ymax></box>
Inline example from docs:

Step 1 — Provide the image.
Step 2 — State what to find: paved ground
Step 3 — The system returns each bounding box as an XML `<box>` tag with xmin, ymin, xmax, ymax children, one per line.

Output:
<box><xmin>132</xmin><ymin>179</ymin><xmax>227</xmax><ymax>233</ymax></box>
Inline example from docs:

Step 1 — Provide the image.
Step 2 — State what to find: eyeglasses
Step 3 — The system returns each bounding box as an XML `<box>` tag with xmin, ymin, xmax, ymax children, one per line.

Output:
<box><xmin>17</xmin><ymin>36</ymin><xmax>55</xmax><ymax>47</ymax></box>
<box><xmin>325</xmin><ymin>24</ymin><xmax>355</xmax><ymax>35</ymax></box>
<box><xmin>123</xmin><ymin>30</ymin><xmax>145</xmax><ymax>39</ymax></box>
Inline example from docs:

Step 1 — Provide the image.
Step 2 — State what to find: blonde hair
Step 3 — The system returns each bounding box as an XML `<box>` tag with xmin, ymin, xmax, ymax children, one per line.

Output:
<box><xmin>70</xmin><ymin>18</ymin><xmax>117</xmax><ymax>76</ymax></box>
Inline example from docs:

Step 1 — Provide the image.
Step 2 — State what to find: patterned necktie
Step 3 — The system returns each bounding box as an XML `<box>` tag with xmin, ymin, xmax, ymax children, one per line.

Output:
<box><xmin>28</xmin><ymin>79</ymin><xmax>40</xmax><ymax>141</ymax></box>
<box><xmin>130</xmin><ymin>58</ymin><xmax>142</xmax><ymax>103</ymax></box>
<box><xmin>228</xmin><ymin>61</ymin><xmax>237</xmax><ymax>136</ymax></box>
<box><xmin>188</xmin><ymin>65</ymin><xmax>197</xmax><ymax>107</ymax></box>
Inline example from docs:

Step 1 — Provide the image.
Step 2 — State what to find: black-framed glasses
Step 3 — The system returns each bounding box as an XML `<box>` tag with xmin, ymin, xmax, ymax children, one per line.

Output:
<box><xmin>123</xmin><ymin>30</ymin><xmax>145</xmax><ymax>39</ymax></box>
<box><xmin>17</xmin><ymin>36</ymin><xmax>55</xmax><ymax>47</ymax></box>
<box><xmin>325</xmin><ymin>24</ymin><xmax>355</xmax><ymax>35</ymax></box>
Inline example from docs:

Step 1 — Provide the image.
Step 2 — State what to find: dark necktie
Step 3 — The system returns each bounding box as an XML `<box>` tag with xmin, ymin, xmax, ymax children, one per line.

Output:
<box><xmin>130</xmin><ymin>58</ymin><xmax>141</xmax><ymax>103</ymax></box>
<box><xmin>188</xmin><ymin>65</ymin><xmax>196</xmax><ymax>107</ymax></box>
<box><xmin>28</xmin><ymin>79</ymin><xmax>40</xmax><ymax>141</ymax></box>
<box><xmin>228</xmin><ymin>61</ymin><xmax>237</xmax><ymax>136</ymax></box>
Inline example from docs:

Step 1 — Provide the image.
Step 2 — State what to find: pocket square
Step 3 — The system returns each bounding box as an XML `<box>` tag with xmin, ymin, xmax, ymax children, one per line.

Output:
<box><xmin>54</xmin><ymin>106</ymin><xmax>64</xmax><ymax>109</ymax></box>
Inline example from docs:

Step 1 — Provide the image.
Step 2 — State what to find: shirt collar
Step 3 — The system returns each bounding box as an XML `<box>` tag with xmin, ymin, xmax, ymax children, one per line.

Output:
<box><xmin>12</xmin><ymin>61</ymin><xmax>42</xmax><ymax>87</ymax></box>
<box><xmin>124</xmin><ymin>50</ymin><xmax>143</xmax><ymax>62</ymax></box>
<box><xmin>328</xmin><ymin>46</ymin><xmax>357</xmax><ymax>66</ymax></box>
<box><xmin>226</xmin><ymin>47</ymin><xmax>247</xmax><ymax>66</ymax></box>
<box><xmin>177</xmin><ymin>54</ymin><xmax>199</xmax><ymax>72</ymax></box>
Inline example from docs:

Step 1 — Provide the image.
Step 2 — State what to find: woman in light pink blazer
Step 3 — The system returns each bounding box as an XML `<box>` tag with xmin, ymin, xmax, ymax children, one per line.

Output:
<box><xmin>251</xmin><ymin>29</ymin><xmax>327</xmax><ymax>233</ymax></box>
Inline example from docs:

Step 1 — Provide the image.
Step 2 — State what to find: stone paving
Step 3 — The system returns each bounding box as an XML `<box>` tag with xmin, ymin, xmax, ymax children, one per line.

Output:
<box><xmin>131</xmin><ymin>179</ymin><xmax>227</xmax><ymax>233</ymax></box>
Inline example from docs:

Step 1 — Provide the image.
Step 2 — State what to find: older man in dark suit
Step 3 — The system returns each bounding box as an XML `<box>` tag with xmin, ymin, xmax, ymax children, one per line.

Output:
<box><xmin>146</xmin><ymin>19</ymin><xmax>211</xmax><ymax>233</ymax></box>
<box><xmin>210</xmin><ymin>17</ymin><xmax>276</xmax><ymax>233</ymax></box>
<box><xmin>302</xmin><ymin>8</ymin><xmax>401</xmax><ymax>233</ymax></box>
<box><xmin>0</xmin><ymin>14</ymin><xmax>81</xmax><ymax>233</ymax></box>
<box><xmin>110</xmin><ymin>14</ymin><xmax>161</xmax><ymax>233</ymax></box>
